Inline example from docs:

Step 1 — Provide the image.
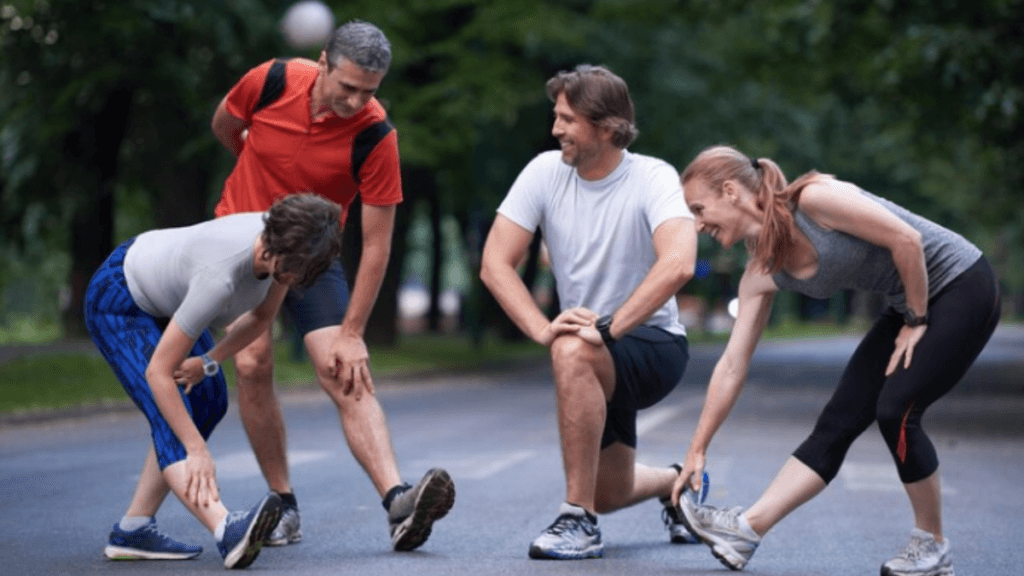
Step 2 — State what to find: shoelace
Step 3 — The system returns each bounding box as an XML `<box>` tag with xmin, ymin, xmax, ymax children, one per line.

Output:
<box><xmin>546</xmin><ymin>514</ymin><xmax>590</xmax><ymax>536</ymax></box>
<box><xmin>135</xmin><ymin>523</ymin><xmax>176</xmax><ymax>546</ymax></box>
<box><xmin>693</xmin><ymin>504</ymin><xmax>745</xmax><ymax>532</ymax></box>
<box><xmin>661</xmin><ymin>506</ymin><xmax>681</xmax><ymax>530</ymax></box>
<box><xmin>894</xmin><ymin>536</ymin><xmax>934</xmax><ymax>561</ymax></box>
<box><xmin>223</xmin><ymin>510</ymin><xmax>248</xmax><ymax>528</ymax></box>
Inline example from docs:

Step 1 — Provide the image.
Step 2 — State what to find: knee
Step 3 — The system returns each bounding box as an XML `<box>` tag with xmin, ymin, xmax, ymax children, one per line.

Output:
<box><xmin>550</xmin><ymin>335</ymin><xmax>599</xmax><ymax>378</ymax></box>
<box><xmin>233</xmin><ymin>344</ymin><xmax>274</xmax><ymax>382</ymax></box>
<box><xmin>875</xmin><ymin>401</ymin><xmax>910</xmax><ymax>439</ymax></box>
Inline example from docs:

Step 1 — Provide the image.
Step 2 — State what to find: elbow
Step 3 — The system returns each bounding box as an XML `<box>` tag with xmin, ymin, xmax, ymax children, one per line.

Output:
<box><xmin>479</xmin><ymin>258</ymin><xmax>497</xmax><ymax>291</ymax></box>
<box><xmin>669</xmin><ymin>256</ymin><xmax>696</xmax><ymax>289</ymax></box>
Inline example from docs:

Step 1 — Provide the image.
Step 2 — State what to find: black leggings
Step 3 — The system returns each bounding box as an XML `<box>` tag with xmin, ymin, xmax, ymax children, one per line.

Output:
<box><xmin>793</xmin><ymin>257</ymin><xmax>1001</xmax><ymax>484</ymax></box>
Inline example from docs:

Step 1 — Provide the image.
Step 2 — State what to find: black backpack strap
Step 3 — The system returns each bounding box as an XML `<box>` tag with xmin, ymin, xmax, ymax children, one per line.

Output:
<box><xmin>253</xmin><ymin>57</ymin><xmax>293</xmax><ymax>115</ymax></box>
<box><xmin>351</xmin><ymin>118</ymin><xmax>395</xmax><ymax>184</ymax></box>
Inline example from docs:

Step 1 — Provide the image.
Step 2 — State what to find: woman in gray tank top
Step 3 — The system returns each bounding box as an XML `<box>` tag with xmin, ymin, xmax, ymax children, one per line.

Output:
<box><xmin>668</xmin><ymin>145</ymin><xmax>1000</xmax><ymax>576</ymax></box>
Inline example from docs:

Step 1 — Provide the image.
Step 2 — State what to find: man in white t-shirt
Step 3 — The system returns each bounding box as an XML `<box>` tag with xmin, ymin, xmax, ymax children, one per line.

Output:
<box><xmin>480</xmin><ymin>64</ymin><xmax>701</xmax><ymax>560</ymax></box>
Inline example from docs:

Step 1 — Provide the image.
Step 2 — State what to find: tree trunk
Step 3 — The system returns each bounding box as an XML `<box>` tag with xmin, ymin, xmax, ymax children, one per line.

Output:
<box><xmin>62</xmin><ymin>86</ymin><xmax>134</xmax><ymax>337</ymax></box>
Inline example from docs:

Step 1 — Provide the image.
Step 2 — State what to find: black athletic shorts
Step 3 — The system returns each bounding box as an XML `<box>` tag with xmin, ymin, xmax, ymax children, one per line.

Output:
<box><xmin>283</xmin><ymin>259</ymin><xmax>350</xmax><ymax>337</ymax></box>
<box><xmin>602</xmin><ymin>325</ymin><xmax>689</xmax><ymax>449</ymax></box>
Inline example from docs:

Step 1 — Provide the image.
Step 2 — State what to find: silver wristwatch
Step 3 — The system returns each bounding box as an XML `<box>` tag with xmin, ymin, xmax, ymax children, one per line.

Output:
<box><xmin>201</xmin><ymin>353</ymin><xmax>220</xmax><ymax>377</ymax></box>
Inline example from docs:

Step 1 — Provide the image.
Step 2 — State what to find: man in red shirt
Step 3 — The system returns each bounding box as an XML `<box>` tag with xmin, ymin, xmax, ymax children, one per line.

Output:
<box><xmin>211</xmin><ymin>20</ymin><xmax>454</xmax><ymax>552</ymax></box>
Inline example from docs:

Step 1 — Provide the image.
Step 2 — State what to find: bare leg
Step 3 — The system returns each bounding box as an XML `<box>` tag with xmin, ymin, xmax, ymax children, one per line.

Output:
<box><xmin>550</xmin><ymin>335</ymin><xmax>616</xmax><ymax>514</ymax></box>
<box><xmin>231</xmin><ymin>324</ymin><xmax>292</xmax><ymax>495</ymax></box>
<box><xmin>905</xmin><ymin>470</ymin><xmax>944</xmax><ymax>541</ymax></box>
<box><xmin>161</xmin><ymin>461</ymin><xmax>229</xmax><ymax>534</ymax></box>
<box><xmin>593</xmin><ymin>442</ymin><xmax>678</xmax><ymax>514</ymax></box>
<box><xmin>744</xmin><ymin>457</ymin><xmax>827</xmax><ymax>536</ymax></box>
<box><xmin>123</xmin><ymin>447</ymin><xmax>172</xmax><ymax>518</ymax></box>
<box><xmin>305</xmin><ymin>327</ymin><xmax>401</xmax><ymax>497</ymax></box>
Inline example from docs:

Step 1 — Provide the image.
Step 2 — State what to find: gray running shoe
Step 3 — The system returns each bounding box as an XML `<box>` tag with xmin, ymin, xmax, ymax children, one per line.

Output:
<box><xmin>265</xmin><ymin>503</ymin><xmax>302</xmax><ymax>546</ymax></box>
<box><xmin>662</xmin><ymin>470</ymin><xmax>710</xmax><ymax>544</ymax></box>
<box><xmin>880</xmin><ymin>528</ymin><xmax>954</xmax><ymax>576</ymax></box>
<box><xmin>677</xmin><ymin>497</ymin><xmax>759</xmax><ymax>570</ymax></box>
<box><xmin>528</xmin><ymin>503</ymin><xmax>603</xmax><ymax>560</ymax></box>
<box><xmin>388</xmin><ymin>468</ymin><xmax>456</xmax><ymax>551</ymax></box>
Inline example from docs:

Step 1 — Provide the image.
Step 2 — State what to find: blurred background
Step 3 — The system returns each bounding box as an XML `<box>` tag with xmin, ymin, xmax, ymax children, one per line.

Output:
<box><xmin>2</xmin><ymin>0</ymin><xmax>1022</xmax><ymax>350</ymax></box>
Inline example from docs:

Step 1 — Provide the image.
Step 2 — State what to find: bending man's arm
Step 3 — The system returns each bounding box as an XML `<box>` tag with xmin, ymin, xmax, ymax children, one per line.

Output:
<box><xmin>331</xmin><ymin>203</ymin><xmax>396</xmax><ymax>398</ymax></box>
<box><xmin>174</xmin><ymin>282</ymin><xmax>290</xmax><ymax>388</ymax></box>
<box><xmin>211</xmin><ymin>96</ymin><xmax>248</xmax><ymax>158</ymax></box>
<box><xmin>146</xmin><ymin>320</ymin><xmax>220</xmax><ymax>508</ymax></box>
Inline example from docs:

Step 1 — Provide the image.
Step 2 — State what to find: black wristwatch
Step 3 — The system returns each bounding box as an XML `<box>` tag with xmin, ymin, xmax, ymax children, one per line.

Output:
<box><xmin>595</xmin><ymin>315</ymin><xmax>617</xmax><ymax>346</ymax></box>
<box><xmin>903</xmin><ymin>310</ymin><xmax>929</xmax><ymax>327</ymax></box>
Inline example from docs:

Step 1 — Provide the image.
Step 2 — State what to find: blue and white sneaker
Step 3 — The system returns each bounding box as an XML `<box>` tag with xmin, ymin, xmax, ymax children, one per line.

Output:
<box><xmin>104</xmin><ymin>517</ymin><xmax>202</xmax><ymax>560</ymax></box>
<box><xmin>217</xmin><ymin>493</ymin><xmax>283</xmax><ymax>569</ymax></box>
<box><xmin>528</xmin><ymin>503</ymin><xmax>603</xmax><ymax>560</ymax></box>
<box><xmin>662</xmin><ymin>470</ymin><xmax>710</xmax><ymax>544</ymax></box>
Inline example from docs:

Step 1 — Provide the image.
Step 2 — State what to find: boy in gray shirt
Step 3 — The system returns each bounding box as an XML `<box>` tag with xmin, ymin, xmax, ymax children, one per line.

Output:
<box><xmin>84</xmin><ymin>193</ymin><xmax>341</xmax><ymax>569</ymax></box>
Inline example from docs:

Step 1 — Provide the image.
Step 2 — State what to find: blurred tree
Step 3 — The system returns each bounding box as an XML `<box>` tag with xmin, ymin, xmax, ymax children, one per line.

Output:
<box><xmin>1</xmin><ymin>0</ymin><xmax>282</xmax><ymax>336</ymax></box>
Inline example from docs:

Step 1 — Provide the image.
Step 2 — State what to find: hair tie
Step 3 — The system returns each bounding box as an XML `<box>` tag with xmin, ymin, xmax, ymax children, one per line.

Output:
<box><xmin>750</xmin><ymin>156</ymin><xmax>759</xmax><ymax>170</ymax></box>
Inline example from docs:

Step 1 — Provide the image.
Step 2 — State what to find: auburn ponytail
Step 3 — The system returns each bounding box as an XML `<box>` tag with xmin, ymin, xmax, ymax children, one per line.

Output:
<box><xmin>682</xmin><ymin>146</ymin><xmax>831</xmax><ymax>274</ymax></box>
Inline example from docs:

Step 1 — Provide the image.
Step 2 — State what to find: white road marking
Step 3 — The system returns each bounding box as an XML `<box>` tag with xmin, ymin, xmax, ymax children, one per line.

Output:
<box><xmin>214</xmin><ymin>449</ymin><xmax>334</xmax><ymax>480</ymax></box>
<box><xmin>637</xmin><ymin>404</ymin><xmax>685</xmax><ymax>437</ymax></box>
<box><xmin>410</xmin><ymin>450</ymin><xmax>536</xmax><ymax>481</ymax></box>
<box><xmin>840</xmin><ymin>462</ymin><xmax>956</xmax><ymax>495</ymax></box>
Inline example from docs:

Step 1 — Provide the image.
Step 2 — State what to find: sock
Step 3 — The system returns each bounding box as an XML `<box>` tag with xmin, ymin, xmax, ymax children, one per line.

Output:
<box><xmin>565</xmin><ymin>502</ymin><xmax>598</xmax><ymax>525</ymax></box>
<box><xmin>118</xmin><ymin>515</ymin><xmax>151</xmax><ymax>532</ymax></box>
<box><xmin>381</xmin><ymin>483</ymin><xmax>411</xmax><ymax>512</ymax></box>
<box><xmin>736</xmin><ymin>513</ymin><xmax>760</xmax><ymax>540</ymax></box>
<box><xmin>277</xmin><ymin>491</ymin><xmax>298</xmax><ymax>509</ymax></box>
<box><xmin>214</xmin><ymin>515</ymin><xmax>228</xmax><ymax>542</ymax></box>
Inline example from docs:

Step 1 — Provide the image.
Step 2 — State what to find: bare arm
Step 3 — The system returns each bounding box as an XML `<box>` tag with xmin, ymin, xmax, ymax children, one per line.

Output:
<box><xmin>603</xmin><ymin>216</ymin><xmax>697</xmax><ymax>338</ymax></box>
<box><xmin>672</xmin><ymin>267</ymin><xmax>776</xmax><ymax>504</ymax></box>
<box><xmin>799</xmin><ymin>180</ymin><xmax>929</xmax><ymax>374</ymax></box>
<box><xmin>480</xmin><ymin>215</ymin><xmax>593</xmax><ymax>345</ymax></box>
<box><xmin>145</xmin><ymin>320</ymin><xmax>220</xmax><ymax>508</ymax></box>
<box><xmin>330</xmin><ymin>203</ymin><xmax>396</xmax><ymax>398</ymax></box>
<box><xmin>211</xmin><ymin>96</ymin><xmax>248</xmax><ymax>157</ymax></box>
<box><xmin>174</xmin><ymin>282</ymin><xmax>289</xmax><ymax>388</ymax></box>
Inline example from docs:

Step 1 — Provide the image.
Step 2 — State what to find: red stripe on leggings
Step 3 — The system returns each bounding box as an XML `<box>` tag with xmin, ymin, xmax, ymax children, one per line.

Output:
<box><xmin>897</xmin><ymin>403</ymin><xmax>914</xmax><ymax>463</ymax></box>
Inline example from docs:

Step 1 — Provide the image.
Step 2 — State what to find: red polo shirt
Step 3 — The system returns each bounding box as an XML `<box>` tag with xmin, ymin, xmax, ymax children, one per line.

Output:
<box><xmin>214</xmin><ymin>58</ymin><xmax>402</xmax><ymax>225</ymax></box>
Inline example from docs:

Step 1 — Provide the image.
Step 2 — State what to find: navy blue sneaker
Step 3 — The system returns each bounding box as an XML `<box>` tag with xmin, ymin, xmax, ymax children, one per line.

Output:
<box><xmin>217</xmin><ymin>493</ymin><xmax>283</xmax><ymax>569</ymax></box>
<box><xmin>661</xmin><ymin>470</ymin><xmax>710</xmax><ymax>544</ymax></box>
<box><xmin>104</xmin><ymin>517</ymin><xmax>202</xmax><ymax>560</ymax></box>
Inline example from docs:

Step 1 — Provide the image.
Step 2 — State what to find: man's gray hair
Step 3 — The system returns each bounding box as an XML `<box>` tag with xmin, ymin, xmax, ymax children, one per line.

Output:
<box><xmin>324</xmin><ymin>20</ymin><xmax>391</xmax><ymax>73</ymax></box>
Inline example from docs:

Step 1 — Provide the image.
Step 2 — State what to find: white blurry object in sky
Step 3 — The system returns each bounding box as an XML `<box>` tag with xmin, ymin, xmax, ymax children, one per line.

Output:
<box><xmin>281</xmin><ymin>1</ymin><xmax>335</xmax><ymax>49</ymax></box>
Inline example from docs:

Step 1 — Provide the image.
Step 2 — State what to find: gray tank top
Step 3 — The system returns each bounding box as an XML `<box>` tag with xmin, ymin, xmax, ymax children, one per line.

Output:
<box><xmin>772</xmin><ymin>188</ymin><xmax>981</xmax><ymax>313</ymax></box>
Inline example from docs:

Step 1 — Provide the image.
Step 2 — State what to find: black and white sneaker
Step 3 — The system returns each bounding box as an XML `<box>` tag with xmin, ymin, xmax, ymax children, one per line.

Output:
<box><xmin>387</xmin><ymin>469</ymin><xmax>456</xmax><ymax>551</ymax></box>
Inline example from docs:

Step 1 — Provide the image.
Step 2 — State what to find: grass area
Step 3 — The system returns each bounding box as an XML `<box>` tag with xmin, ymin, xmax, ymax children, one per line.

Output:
<box><xmin>0</xmin><ymin>334</ymin><xmax>548</xmax><ymax>414</ymax></box>
<box><xmin>0</xmin><ymin>322</ymin><xmax>873</xmax><ymax>415</ymax></box>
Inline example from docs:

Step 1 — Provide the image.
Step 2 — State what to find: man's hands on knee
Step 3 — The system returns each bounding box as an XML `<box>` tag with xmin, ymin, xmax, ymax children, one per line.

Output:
<box><xmin>538</xmin><ymin>307</ymin><xmax>603</xmax><ymax>347</ymax></box>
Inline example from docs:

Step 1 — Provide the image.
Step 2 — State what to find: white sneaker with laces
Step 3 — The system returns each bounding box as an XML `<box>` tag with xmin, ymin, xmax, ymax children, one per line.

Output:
<box><xmin>677</xmin><ymin>496</ymin><xmax>760</xmax><ymax>570</ymax></box>
<box><xmin>880</xmin><ymin>528</ymin><xmax>954</xmax><ymax>576</ymax></box>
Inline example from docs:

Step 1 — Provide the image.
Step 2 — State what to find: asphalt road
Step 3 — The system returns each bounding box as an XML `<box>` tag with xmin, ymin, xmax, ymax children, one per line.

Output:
<box><xmin>1</xmin><ymin>326</ymin><xmax>1022</xmax><ymax>575</ymax></box>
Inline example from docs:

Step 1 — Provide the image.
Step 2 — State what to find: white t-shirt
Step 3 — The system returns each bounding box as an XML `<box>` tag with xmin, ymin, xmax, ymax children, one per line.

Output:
<box><xmin>123</xmin><ymin>212</ymin><xmax>273</xmax><ymax>339</ymax></box>
<box><xmin>498</xmin><ymin>150</ymin><xmax>692</xmax><ymax>336</ymax></box>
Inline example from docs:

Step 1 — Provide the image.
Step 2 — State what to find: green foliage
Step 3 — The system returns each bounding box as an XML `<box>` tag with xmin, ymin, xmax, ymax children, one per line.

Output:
<box><xmin>1</xmin><ymin>0</ymin><xmax>1021</xmax><ymax>338</ymax></box>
